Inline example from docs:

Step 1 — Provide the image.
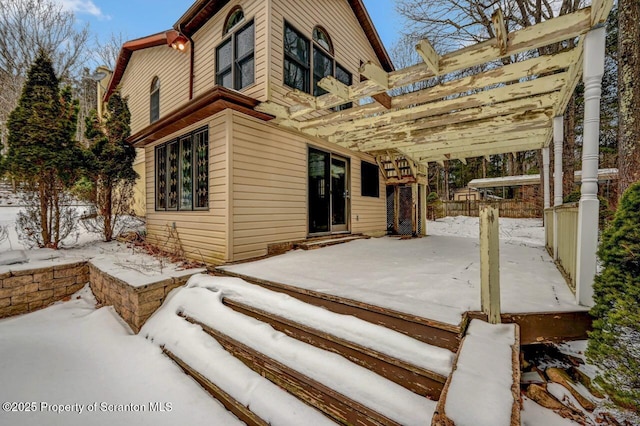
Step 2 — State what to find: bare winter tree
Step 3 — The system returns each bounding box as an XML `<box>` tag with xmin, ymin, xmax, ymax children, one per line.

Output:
<box><xmin>617</xmin><ymin>0</ymin><xmax>640</xmax><ymax>194</ymax></box>
<box><xmin>94</xmin><ymin>32</ymin><xmax>128</xmax><ymax>71</ymax></box>
<box><xmin>394</xmin><ymin>0</ymin><xmax>582</xmax><ymax>198</ymax></box>
<box><xmin>0</xmin><ymin>0</ymin><xmax>90</xmax><ymax>149</ymax></box>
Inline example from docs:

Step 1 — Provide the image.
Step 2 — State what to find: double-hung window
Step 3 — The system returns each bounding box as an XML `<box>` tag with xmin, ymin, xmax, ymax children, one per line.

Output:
<box><xmin>283</xmin><ymin>24</ymin><xmax>310</xmax><ymax>92</ymax></box>
<box><xmin>216</xmin><ymin>8</ymin><xmax>255</xmax><ymax>91</ymax></box>
<box><xmin>283</xmin><ymin>24</ymin><xmax>352</xmax><ymax>110</ymax></box>
<box><xmin>155</xmin><ymin>127</ymin><xmax>209</xmax><ymax>211</ymax></box>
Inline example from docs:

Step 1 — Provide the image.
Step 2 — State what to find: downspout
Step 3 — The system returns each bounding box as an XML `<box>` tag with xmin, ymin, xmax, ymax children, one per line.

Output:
<box><xmin>179</xmin><ymin>24</ymin><xmax>195</xmax><ymax>100</ymax></box>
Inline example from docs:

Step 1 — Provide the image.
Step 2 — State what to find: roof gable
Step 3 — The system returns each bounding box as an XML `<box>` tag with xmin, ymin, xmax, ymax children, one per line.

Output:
<box><xmin>106</xmin><ymin>0</ymin><xmax>393</xmax><ymax>100</ymax></box>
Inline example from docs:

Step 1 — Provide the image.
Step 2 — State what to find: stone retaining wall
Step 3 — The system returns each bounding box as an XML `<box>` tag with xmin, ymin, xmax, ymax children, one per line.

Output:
<box><xmin>1</xmin><ymin>260</ymin><xmax>197</xmax><ymax>333</ymax></box>
<box><xmin>0</xmin><ymin>262</ymin><xmax>89</xmax><ymax>319</ymax></box>
<box><xmin>88</xmin><ymin>264</ymin><xmax>193</xmax><ymax>333</ymax></box>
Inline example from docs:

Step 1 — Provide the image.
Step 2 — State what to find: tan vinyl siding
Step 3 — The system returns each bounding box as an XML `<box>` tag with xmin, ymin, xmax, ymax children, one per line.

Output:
<box><xmin>144</xmin><ymin>112</ymin><xmax>229</xmax><ymax>265</ymax></box>
<box><xmin>119</xmin><ymin>45</ymin><xmax>190</xmax><ymax>135</ymax></box>
<box><xmin>230</xmin><ymin>111</ymin><xmax>385</xmax><ymax>261</ymax></box>
<box><xmin>350</xmin><ymin>159</ymin><xmax>387</xmax><ymax>235</ymax></box>
<box><xmin>269</xmin><ymin>0</ymin><xmax>382</xmax><ymax>107</ymax></box>
<box><xmin>191</xmin><ymin>0</ymin><xmax>268</xmax><ymax>101</ymax></box>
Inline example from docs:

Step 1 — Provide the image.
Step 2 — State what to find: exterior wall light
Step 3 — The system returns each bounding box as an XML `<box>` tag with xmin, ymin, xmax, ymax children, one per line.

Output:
<box><xmin>166</xmin><ymin>31</ymin><xmax>189</xmax><ymax>52</ymax></box>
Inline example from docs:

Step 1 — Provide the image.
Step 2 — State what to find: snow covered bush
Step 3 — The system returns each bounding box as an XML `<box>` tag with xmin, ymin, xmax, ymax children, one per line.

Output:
<box><xmin>0</xmin><ymin>225</ymin><xmax>8</xmax><ymax>246</ymax></box>
<box><xmin>587</xmin><ymin>181</ymin><xmax>640</xmax><ymax>410</ymax></box>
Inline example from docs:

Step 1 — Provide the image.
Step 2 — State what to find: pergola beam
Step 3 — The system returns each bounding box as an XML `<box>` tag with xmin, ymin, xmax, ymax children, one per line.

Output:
<box><xmin>298</xmin><ymin>48</ymin><xmax>576</xmax><ymax>132</ymax></box>
<box><xmin>330</xmin><ymin>106</ymin><xmax>554</xmax><ymax>145</ymax></box>
<box><xmin>356</xmin><ymin>123</ymin><xmax>550</xmax><ymax>153</ymax></box>
<box><xmin>360</xmin><ymin>61</ymin><xmax>389</xmax><ymax>89</ymax></box>
<box><xmin>317</xmin><ymin>76</ymin><xmax>350</xmax><ymax>100</ymax></box>
<box><xmin>311</xmin><ymin>72</ymin><xmax>566</xmax><ymax>138</ymax></box>
<box><xmin>413</xmin><ymin>139</ymin><xmax>545</xmax><ymax>162</ymax></box>
<box><xmin>281</xmin><ymin>8</ymin><xmax>592</xmax><ymax>116</ymax></box>
<box><xmin>492</xmin><ymin>8</ymin><xmax>508</xmax><ymax>55</ymax></box>
<box><xmin>415</xmin><ymin>39</ymin><xmax>440</xmax><ymax>75</ymax></box>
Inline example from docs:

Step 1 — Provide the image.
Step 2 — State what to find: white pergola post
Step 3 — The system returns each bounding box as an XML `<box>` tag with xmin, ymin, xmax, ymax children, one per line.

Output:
<box><xmin>576</xmin><ymin>27</ymin><xmax>606</xmax><ymax>307</ymax></box>
<box><xmin>542</xmin><ymin>147</ymin><xmax>551</xmax><ymax>209</ymax></box>
<box><xmin>553</xmin><ymin>115</ymin><xmax>563</xmax><ymax>260</ymax></box>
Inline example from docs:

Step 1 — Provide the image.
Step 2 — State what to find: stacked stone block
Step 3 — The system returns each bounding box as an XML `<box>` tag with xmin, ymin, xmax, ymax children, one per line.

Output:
<box><xmin>0</xmin><ymin>262</ymin><xmax>89</xmax><ymax>318</ymax></box>
<box><xmin>88</xmin><ymin>263</ymin><xmax>194</xmax><ymax>332</ymax></box>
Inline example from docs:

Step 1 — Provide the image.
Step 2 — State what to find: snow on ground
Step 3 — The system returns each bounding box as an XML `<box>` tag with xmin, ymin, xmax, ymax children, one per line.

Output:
<box><xmin>0</xmin><ymin>287</ymin><xmax>242</xmax><ymax>426</ymax></box>
<box><xmin>0</xmin><ymin>206</ymin><xmax>203</xmax><ymax>287</ymax></box>
<box><xmin>223</xmin><ymin>217</ymin><xmax>580</xmax><ymax>326</ymax></box>
<box><xmin>521</xmin><ymin>396</ymin><xmax>579</xmax><ymax>426</ymax></box>
<box><xmin>143</xmin><ymin>276</ymin><xmax>437</xmax><ymax>425</ymax></box>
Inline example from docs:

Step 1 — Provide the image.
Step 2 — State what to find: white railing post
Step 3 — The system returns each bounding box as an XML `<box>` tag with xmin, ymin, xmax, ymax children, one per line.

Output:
<box><xmin>480</xmin><ymin>206</ymin><xmax>501</xmax><ymax>324</ymax></box>
<box><xmin>553</xmin><ymin>116</ymin><xmax>564</xmax><ymax>260</ymax></box>
<box><xmin>420</xmin><ymin>183</ymin><xmax>427</xmax><ymax>235</ymax></box>
<box><xmin>542</xmin><ymin>147</ymin><xmax>551</xmax><ymax>209</ymax></box>
<box><xmin>576</xmin><ymin>27</ymin><xmax>605</xmax><ymax>307</ymax></box>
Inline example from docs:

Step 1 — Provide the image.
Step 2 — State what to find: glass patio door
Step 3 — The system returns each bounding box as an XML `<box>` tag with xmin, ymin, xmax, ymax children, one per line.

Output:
<box><xmin>308</xmin><ymin>148</ymin><xmax>349</xmax><ymax>234</ymax></box>
<box><xmin>331</xmin><ymin>156</ymin><xmax>348</xmax><ymax>232</ymax></box>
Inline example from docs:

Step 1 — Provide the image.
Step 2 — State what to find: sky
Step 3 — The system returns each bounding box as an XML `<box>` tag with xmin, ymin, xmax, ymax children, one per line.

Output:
<box><xmin>58</xmin><ymin>0</ymin><xmax>403</xmax><ymax>60</ymax></box>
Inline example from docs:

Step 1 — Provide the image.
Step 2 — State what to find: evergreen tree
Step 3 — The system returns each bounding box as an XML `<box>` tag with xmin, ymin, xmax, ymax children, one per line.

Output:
<box><xmin>83</xmin><ymin>91</ymin><xmax>137</xmax><ymax>241</ymax></box>
<box><xmin>5</xmin><ymin>50</ymin><xmax>82</xmax><ymax>248</ymax></box>
<box><xmin>587</xmin><ymin>181</ymin><xmax>640</xmax><ymax>410</ymax></box>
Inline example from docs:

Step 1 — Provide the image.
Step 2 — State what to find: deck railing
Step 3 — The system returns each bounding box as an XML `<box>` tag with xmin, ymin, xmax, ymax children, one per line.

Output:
<box><xmin>547</xmin><ymin>203</ymin><xmax>579</xmax><ymax>291</ymax></box>
<box><xmin>544</xmin><ymin>208</ymin><xmax>554</xmax><ymax>254</ymax></box>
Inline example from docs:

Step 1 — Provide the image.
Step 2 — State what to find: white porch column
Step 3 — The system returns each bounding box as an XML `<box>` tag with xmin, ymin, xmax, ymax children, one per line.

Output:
<box><xmin>553</xmin><ymin>115</ymin><xmax>563</xmax><ymax>259</ymax></box>
<box><xmin>576</xmin><ymin>27</ymin><xmax>606</xmax><ymax>307</ymax></box>
<box><xmin>542</xmin><ymin>147</ymin><xmax>550</xmax><ymax>209</ymax></box>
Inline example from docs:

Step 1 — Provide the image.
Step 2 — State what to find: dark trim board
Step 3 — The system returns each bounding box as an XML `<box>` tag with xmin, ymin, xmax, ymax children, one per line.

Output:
<box><xmin>467</xmin><ymin>311</ymin><xmax>592</xmax><ymax>345</ymax></box>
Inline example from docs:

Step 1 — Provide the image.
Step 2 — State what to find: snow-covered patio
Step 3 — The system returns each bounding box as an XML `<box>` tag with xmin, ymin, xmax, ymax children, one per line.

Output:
<box><xmin>221</xmin><ymin>217</ymin><xmax>583</xmax><ymax>326</ymax></box>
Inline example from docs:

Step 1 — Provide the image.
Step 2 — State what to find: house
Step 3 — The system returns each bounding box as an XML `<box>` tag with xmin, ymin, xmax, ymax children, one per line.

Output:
<box><xmin>468</xmin><ymin>168</ymin><xmax>619</xmax><ymax>204</ymax></box>
<box><xmin>106</xmin><ymin>0</ymin><xmax>614</xmax><ymax>308</ymax></box>
<box><xmin>452</xmin><ymin>187</ymin><xmax>481</xmax><ymax>201</ymax></box>
<box><xmin>106</xmin><ymin>0</ymin><xmax>394</xmax><ymax>264</ymax></box>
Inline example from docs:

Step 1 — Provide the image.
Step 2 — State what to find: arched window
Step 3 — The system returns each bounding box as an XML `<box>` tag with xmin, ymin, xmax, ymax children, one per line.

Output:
<box><xmin>150</xmin><ymin>77</ymin><xmax>160</xmax><ymax>123</ymax></box>
<box><xmin>224</xmin><ymin>7</ymin><xmax>244</xmax><ymax>34</ymax></box>
<box><xmin>216</xmin><ymin>7</ymin><xmax>254</xmax><ymax>90</ymax></box>
<box><xmin>313</xmin><ymin>26</ymin><xmax>333</xmax><ymax>54</ymax></box>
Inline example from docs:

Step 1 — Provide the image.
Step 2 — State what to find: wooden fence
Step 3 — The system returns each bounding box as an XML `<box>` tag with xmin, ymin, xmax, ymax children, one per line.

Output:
<box><xmin>441</xmin><ymin>200</ymin><xmax>542</xmax><ymax>218</ymax></box>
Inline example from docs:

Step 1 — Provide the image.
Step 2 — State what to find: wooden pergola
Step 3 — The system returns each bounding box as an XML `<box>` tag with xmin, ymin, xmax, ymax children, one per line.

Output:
<box><xmin>257</xmin><ymin>2</ymin><xmax>611</xmax><ymax>166</ymax></box>
<box><xmin>256</xmin><ymin>1</ymin><xmax>613</xmax><ymax>307</ymax></box>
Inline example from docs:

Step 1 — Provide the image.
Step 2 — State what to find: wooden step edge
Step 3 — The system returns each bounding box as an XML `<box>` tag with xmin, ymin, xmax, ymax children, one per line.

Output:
<box><xmin>182</xmin><ymin>314</ymin><xmax>403</xmax><ymax>426</ymax></box>
<box><xmin>294</xmin><ymin>236</ymin><xmax>368</xmax><ymax>250</ymax></box>
<box><xmin>223</xmin><ymin>296</ymin><xmax>447</xmax><ymax>399</ymax></box>
<box><xmin>213</xmin><ymin>269</ymin><xmax>462</xmax><ymax>351</ymax></box>
<box><xmin>161</xmin><ymin>348</ymin><xmax>269</xmax><ymax>426</ymax></box>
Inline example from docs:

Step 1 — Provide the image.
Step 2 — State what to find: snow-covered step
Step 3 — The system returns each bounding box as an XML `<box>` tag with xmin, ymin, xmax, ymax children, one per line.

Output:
<box><xmin>192</xmin><ymin>275</ymin><xmax>454</xmax><ymax>377</ymax></box>
<box><xmin>142</xmin><ymin>299</ymin><xmax>336</xmax><ymax>425</ymax></box>
<box><xmin>163</xmin><ymin>348</ymin><xmax>269</xmax><ymax>426</ymax></box>
<box><xmin>293</xmin><ymin>234</ymin><xmax>369</xmax><ymax>250</ymax></box>
<box><xmin>222</xmin><ymin>296</ymin><xmax>448</xmax><ymax>399</ymax></box>
<box><xmin>215</xmin><ymin>269</ymin><xmax>463</xmax><ymax>351</ymax></box>
<box><xmin>144</xmin><ymin>280</ymin><xmax>437</xmax><ymax>425</ymax></box>
<box><xmin>183</xmin><ymin>314</ymin><xmax>404</xmax><ymax>425</ymax></box>
<box><xmin>432</xmin><ymin>320</ymin><xmax>521</xmax><ymax>426</ymax></box>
